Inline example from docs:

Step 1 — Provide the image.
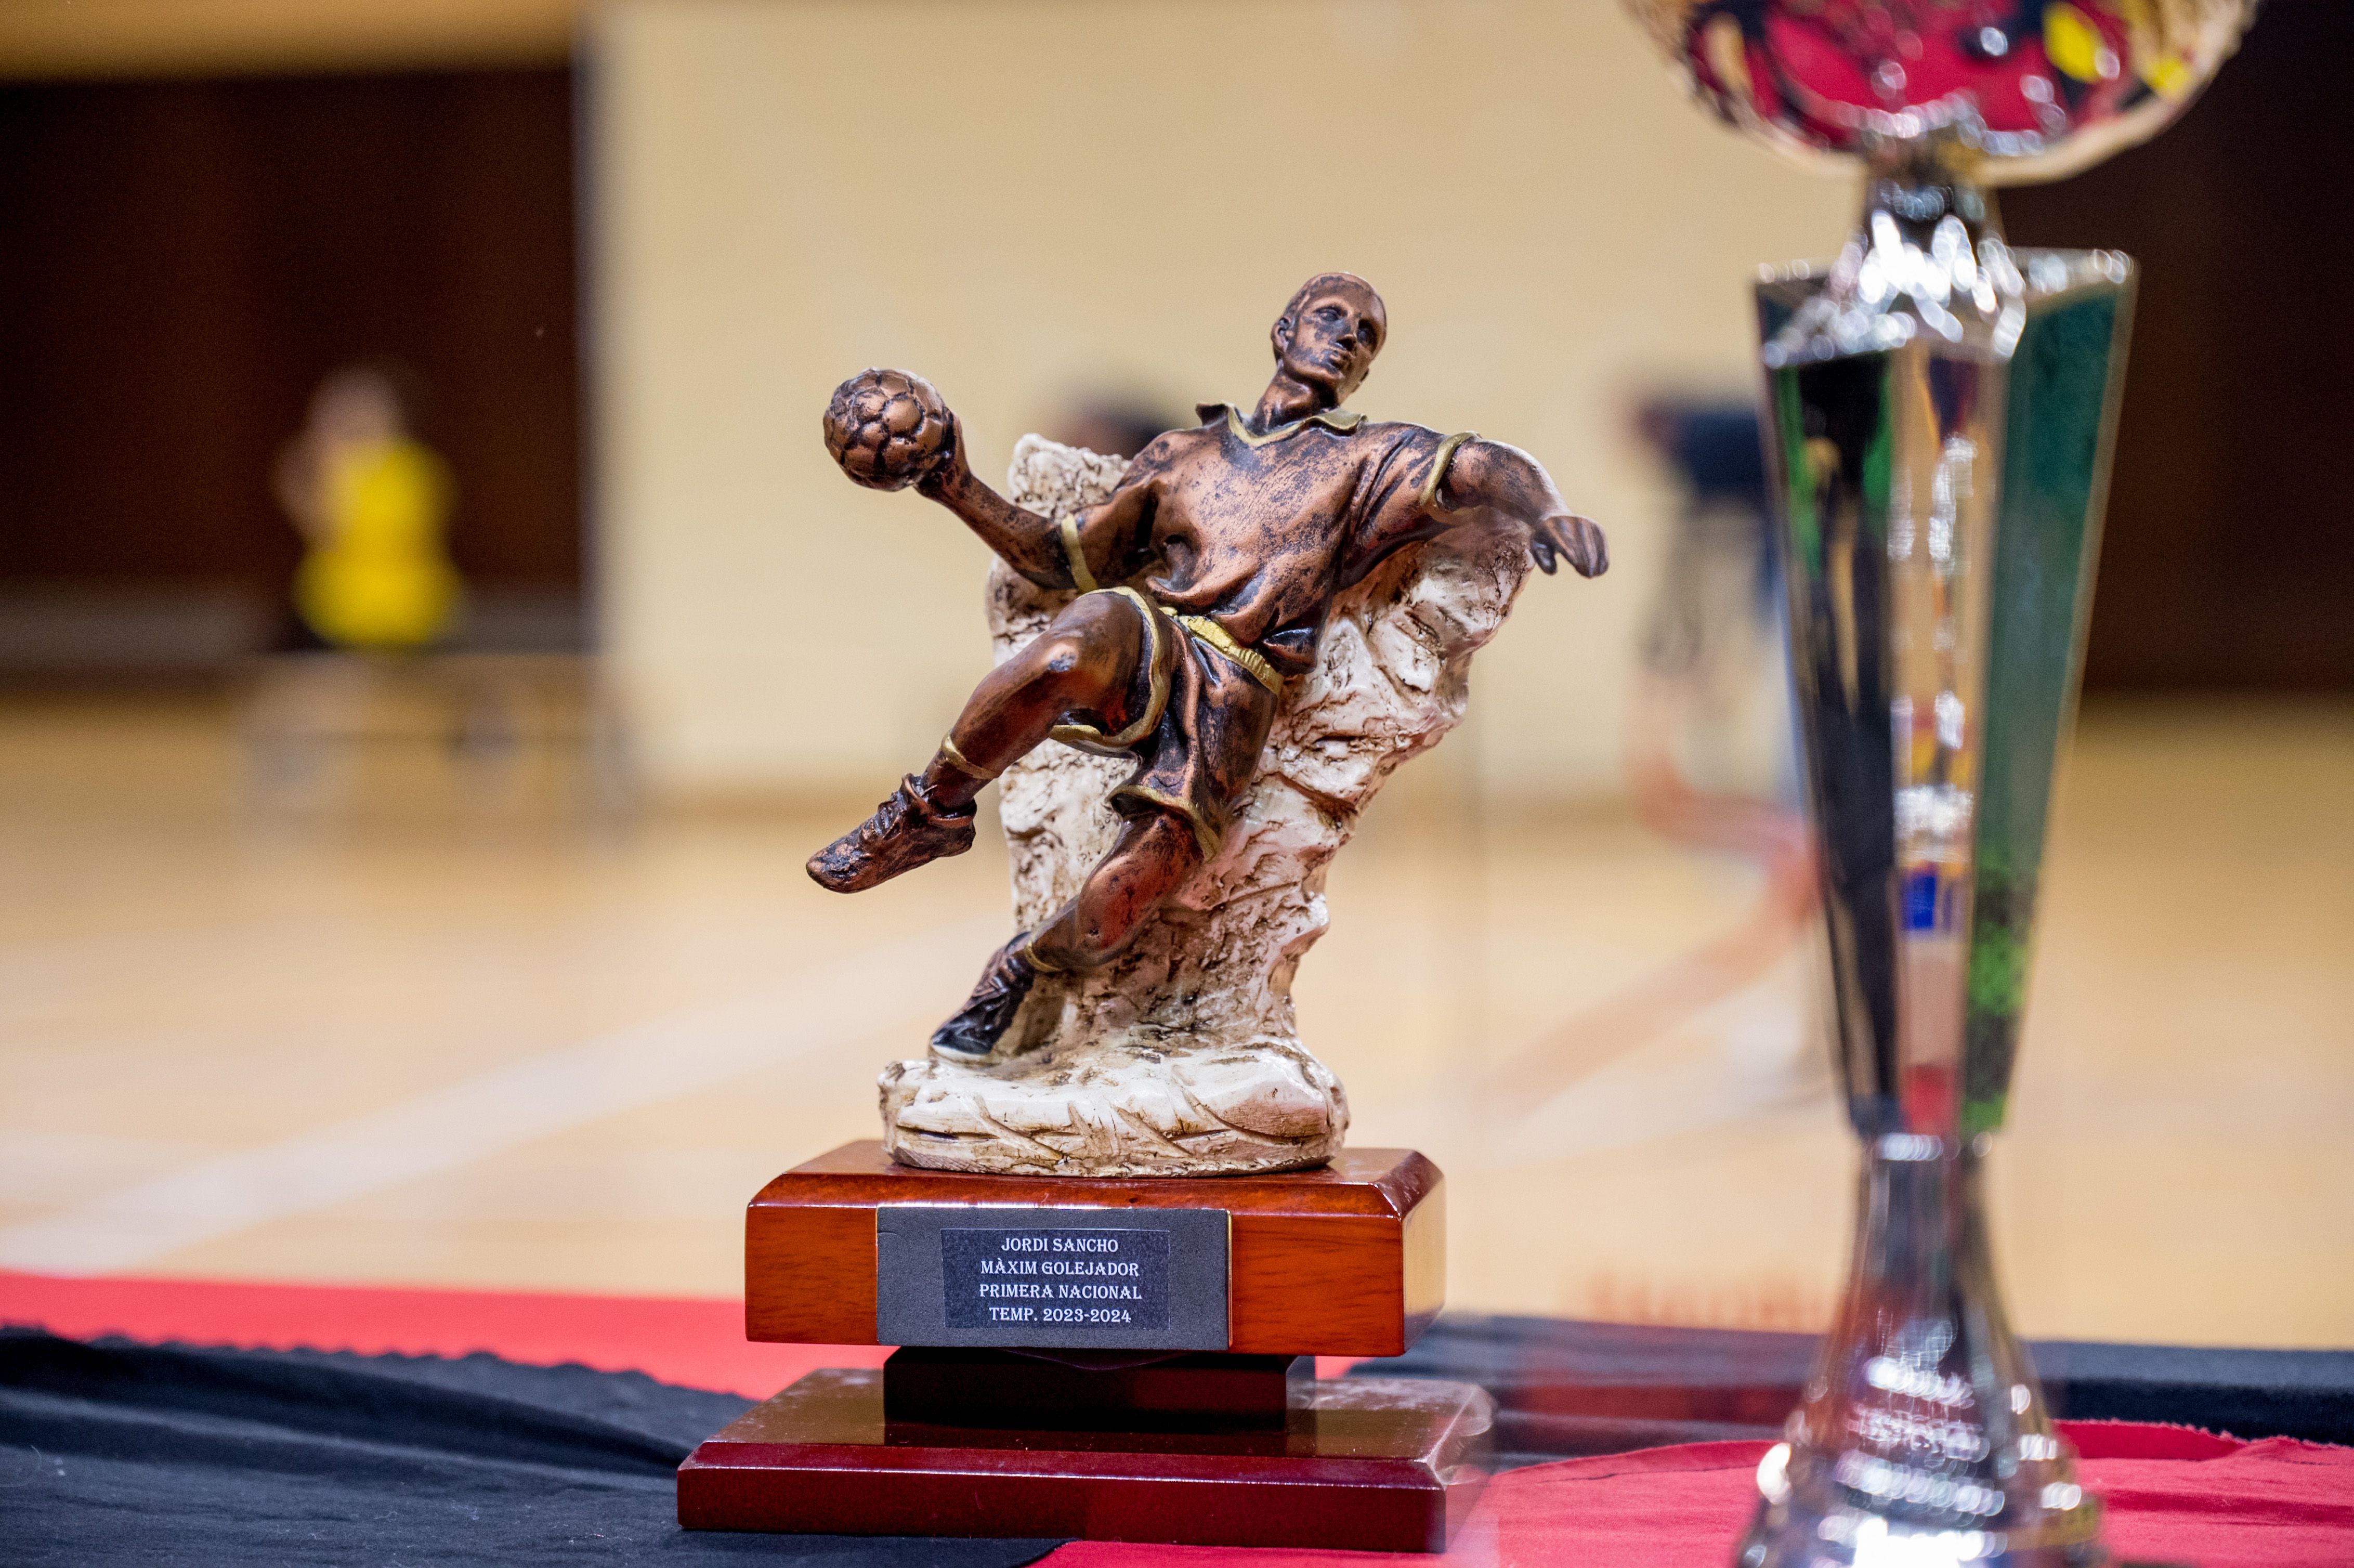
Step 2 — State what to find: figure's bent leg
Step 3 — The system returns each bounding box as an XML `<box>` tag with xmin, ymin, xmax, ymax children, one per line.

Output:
<box><xmin>1026</xmin><ymin>809</ymin><xmax>1205</xmax><ymax>973</ymax></box>
<box><xmin>916</xmin><ymin>591</ymin><xmax>1149</xmax><ymax>814</ymax></box>
<box><xmin>931</xmin><ymin>809</ymin><xmax>1204</xmax><ymax>1058</ymax></box>
<box><xmin>808</xmin><ymin>594</ymin><xmax>1147</xmax><ymax>894</ymax></box>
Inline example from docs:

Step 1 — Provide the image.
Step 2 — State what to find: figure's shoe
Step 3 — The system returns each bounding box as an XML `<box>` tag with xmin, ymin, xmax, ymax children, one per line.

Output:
<box><xmin>806</xmin><ymin>775</ymin><xmax>976</xmax><ymax>893</ymax></box>
<box><xmin>931</xmin><ymin>936</ymin><xmax>1041</xmax><ymax>1060</ymax></box>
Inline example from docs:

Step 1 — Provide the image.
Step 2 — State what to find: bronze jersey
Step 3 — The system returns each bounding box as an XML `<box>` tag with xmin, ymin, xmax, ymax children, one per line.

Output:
<box><xmin>1080</xmin><ymin>403</ymin><xmax>1466</xmax><ymax>679</ymax></box>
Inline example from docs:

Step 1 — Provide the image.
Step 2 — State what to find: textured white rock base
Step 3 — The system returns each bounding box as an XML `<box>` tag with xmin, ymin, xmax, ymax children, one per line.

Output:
<box><xmin>881</xmin><ymin>435</ymin><xmax>1531</xmax><ymax>1176</ymax></box>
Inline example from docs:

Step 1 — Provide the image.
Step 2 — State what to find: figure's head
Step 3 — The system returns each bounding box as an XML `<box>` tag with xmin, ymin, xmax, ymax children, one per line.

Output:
<box><xmin>1270</xmin><ymin>272</ymin><xmax>1385</xmax><ymax>405</ymax></box>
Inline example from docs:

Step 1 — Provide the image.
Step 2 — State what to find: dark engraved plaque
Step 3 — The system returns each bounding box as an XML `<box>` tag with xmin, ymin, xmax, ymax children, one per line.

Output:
<box><xmin>875</xmin><ymin>1206</ymin><xmax>1228</xmax><ymax>1351</ymax></box>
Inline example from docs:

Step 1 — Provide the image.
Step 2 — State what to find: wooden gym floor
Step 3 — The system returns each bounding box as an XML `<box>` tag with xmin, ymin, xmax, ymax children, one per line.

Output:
<box><xmin>0</xmin><ymin>677</ymin><xmax>2347</xmax><ymax>1350</ymax></box>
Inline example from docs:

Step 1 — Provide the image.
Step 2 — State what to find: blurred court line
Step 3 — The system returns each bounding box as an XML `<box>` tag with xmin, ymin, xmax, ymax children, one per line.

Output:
<box><xmin>0</xmin><ymin>917</ymin><xmax>1002</xmax><ymax>1275</ymax></box>
<box><xmin>1470</xmin><ymin>681</ymin><xmax>1818</xmax><ymax>1124</ymax></box>
<box><xmin>1484</xmin><ymin>971</ymin><xmax>1821</xmax><ymax>1168</ymax></box>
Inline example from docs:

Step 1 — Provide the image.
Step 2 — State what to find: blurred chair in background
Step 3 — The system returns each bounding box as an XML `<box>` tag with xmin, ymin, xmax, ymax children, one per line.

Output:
<box><xmin>1628</xmin><ymin>397</ymin><xmax>1786</xmax><ymax>804</ymax></box>
<box><xmin>240</xmin><ymin>647</ymin><xmax>626</xmax><ymax>827</ymax></box>
<box><xmin>1621</xmin><ymin>399</ymin><xmax>1815</xmax><ymax>1074</ymax></box>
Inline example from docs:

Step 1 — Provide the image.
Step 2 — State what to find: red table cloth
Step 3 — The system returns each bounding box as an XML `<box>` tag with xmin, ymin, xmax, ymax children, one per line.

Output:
<box><xmin>1042</xmin><ymin>1421</ymin><xmax>2353</xmax><ymax>1568</ymax></box>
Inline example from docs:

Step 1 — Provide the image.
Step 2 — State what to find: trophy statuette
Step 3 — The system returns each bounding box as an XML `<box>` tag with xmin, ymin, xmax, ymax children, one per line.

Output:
<box><xmin>678</xmin><ymin>276</ymin><xmax>1606</xmax><ymax>1550</ymax></box>
<box><xmin>809</xmin><ymin>273</ymin><xmax>1603</xmax><ymax>1179</ymax></box>
<box><xmin>1625</xmin><ymin>3</ymin><xmax>2256</xmax><ymax>1565</ymax></box>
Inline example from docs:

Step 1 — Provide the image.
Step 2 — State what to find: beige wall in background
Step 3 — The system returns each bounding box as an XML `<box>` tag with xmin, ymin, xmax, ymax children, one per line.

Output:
<box><xmin>591</xmin><ymin>0</ymin><xmax>1854</xmax><ymax>803</ymax></box>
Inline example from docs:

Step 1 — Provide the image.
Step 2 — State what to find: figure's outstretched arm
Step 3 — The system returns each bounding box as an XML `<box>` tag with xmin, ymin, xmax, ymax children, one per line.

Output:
<box><xmin>1430</xmin><ymin>437</ymin><xmax>1609</xmax><ymax>579</ymax></box>
<box><xmin>917</xmin><ymin>417</ymin><xmax>1153</xmax><ymax>592</ymax></box>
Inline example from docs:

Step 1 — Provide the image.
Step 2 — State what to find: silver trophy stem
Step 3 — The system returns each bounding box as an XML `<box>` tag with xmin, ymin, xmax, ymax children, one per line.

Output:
<box><xmin>1743</xmin><ymin>1145</ymin><xmax>2102</xmax><ymax>1566</ymax></box>
<box><xmin>1743</xmin><ymin>164</ymin><xmax>2135</xmax><ymax>1567</ymax></box>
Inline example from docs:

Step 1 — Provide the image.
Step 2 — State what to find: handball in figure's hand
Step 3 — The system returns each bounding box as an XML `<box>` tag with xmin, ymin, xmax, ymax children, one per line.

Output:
<box><xmin>824</xmin><ymin>369</ymin><xmax>953</xmax><ymax>491</ymax></box>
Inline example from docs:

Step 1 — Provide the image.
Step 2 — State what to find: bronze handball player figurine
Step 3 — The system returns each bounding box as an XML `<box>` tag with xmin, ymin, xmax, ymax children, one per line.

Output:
<box><xmin>812</xmin><ymin>272</ymin><xmax>1606</xmax><ymax>1061</ymax></box>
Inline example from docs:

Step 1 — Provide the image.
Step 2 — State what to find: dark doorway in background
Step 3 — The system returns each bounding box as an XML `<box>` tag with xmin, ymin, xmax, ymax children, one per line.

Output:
<box><xmin>0</xmin><ymin>67</ymin><xmax>579</xmax><ymax>676</ymax></box>
<box><xmin>2006</xmin><ymin>0</ymin><xmax>2353</xmax><ymax>692</ymax></box>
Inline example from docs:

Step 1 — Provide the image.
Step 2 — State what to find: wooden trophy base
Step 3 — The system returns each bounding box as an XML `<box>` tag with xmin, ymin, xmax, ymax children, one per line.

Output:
<box><xmin>678</xmin><ymin>1354</ymin><xmax>1494</xmax><ymax>1551</ymax></box>
<box><xmin>685</xmin><ymin>1142</ymin><xmax>1479</xmax><ymax>1551</ymax></box>
<box><xmin>742</xmin><ymin>1141</ymin><xmax>1445</xmax><ymax>1357</ymax></box>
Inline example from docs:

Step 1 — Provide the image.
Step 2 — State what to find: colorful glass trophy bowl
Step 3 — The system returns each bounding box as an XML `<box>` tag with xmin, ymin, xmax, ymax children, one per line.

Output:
<box><xmin>1623</xmin><ymin>4</ymin><xmax>2254</xmax><ymax>1565</ymax></box>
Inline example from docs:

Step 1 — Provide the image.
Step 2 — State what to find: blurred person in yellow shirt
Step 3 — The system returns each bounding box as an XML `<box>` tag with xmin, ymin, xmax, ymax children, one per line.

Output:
<box><xmin>275</xmin><ymin>365</ymin><xmax>462</xmax><ymax>650</ymax></box>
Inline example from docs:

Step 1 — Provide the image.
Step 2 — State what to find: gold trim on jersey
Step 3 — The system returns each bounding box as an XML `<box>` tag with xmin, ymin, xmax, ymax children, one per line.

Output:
<box><xmin>1058</xmin><ymin>512</ymin><xmax>1100</xmax><ymax>593</ymax></box>
<box><xmin>1418</xmin><ymin>430</ymin><xmax>1479</xmax><ymax>513</ymax></box>
<box><xmin>1198</xmin><ymin>402</ymin><xmax>1365</xmax><ymax>449</ymax></box>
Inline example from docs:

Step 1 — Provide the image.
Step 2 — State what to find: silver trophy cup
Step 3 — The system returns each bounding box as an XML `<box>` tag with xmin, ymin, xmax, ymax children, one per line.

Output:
<box><xmin>1624</xmin><ymin>4</ymin><xmax>2257</xmax><ymax>1563</ymax></box>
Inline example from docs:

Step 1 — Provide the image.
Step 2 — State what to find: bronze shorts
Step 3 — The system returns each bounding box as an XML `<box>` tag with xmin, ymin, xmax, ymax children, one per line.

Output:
<box><xmin>1047</xmin><ymin>586</ymin><xmax>1283</xmax><ymax>857</ymax></box>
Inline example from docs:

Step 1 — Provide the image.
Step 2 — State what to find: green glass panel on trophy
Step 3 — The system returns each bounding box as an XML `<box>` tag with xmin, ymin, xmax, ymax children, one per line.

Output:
<box><xmin>1758</xmin><ymin>336</ymin><xmax>1902</xmax><ymax>1136</ymax></box>
<box><xmin>1962</xmin><ymin>264</ymin><xmax>2136</xmax><ymax>1137</ymax></box>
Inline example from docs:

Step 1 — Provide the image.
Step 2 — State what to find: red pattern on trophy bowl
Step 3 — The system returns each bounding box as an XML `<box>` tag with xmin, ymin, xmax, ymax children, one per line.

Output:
<box><xmin>1627</xmin><ymin>0</ymin><xmax>2254</xmax><ymax>182</ymax></box>
<box><xmin>825</xmin><ymin>369</ymin><xmax>953</xmax><ymax>492</ymax></box>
